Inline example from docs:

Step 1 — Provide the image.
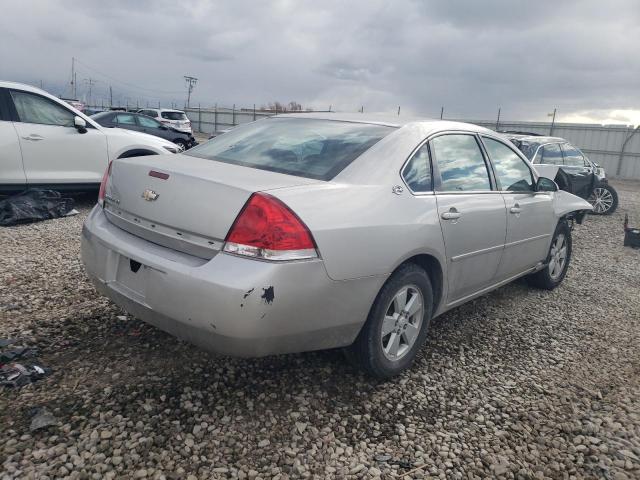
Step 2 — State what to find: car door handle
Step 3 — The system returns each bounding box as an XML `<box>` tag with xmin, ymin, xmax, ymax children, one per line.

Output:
<box><xmin>510</xmin><ymin>204</ymin><xmax>522</xmax><ymax>214</ymax></box>
<box><xmin>22</xmin><ymin>134</ymin><xmax>44</xmax><ymax>141</ymax></box>
<box><xmin>441</xmin><ymin>208</ymin><xmax>461</xmax><ymax>220</ymax></box>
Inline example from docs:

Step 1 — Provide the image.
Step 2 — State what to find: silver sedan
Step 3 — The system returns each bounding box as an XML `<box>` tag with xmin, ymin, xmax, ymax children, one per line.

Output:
<box><xmin>81</xmin><ymin>114</ymin><xmax>592</xmax><ymax>378</ymax></box>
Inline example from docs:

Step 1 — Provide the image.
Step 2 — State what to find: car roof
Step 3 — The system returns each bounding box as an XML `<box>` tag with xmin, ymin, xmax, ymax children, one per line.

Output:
<box><xmin>503</xmin><ymin>133</ymin><xmax>568</xmax><ymax>144</ymax></box>
<box><xmin>278</xmin><ymin>112</ymin><xmax>497</xmax><ymax>135</ymax></box>
<box><xmin>0</xmin><ymin>80</ymin><xmax>51</xmax><ymax>95</ymax></box>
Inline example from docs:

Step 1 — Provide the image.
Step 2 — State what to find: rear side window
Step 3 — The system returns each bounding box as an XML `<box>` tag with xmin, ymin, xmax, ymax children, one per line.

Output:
<box><xmin>562</xmin><ymin>143</ymin><xmax>586</xmax><ymax>166</ymax></box>
<box><xmin>115</xmin><ymin>114</ymin><xmax>137</xmax><ymax>125</ymax></box>
<box><xmin>402</xmin><ymin>143</ymin><xmax>432</xmax><ymax>192</ymax></box>
<box><xmin>138</xmin><ymin>115</ymin><xmax>161</xmax><ymax>128</ymax></box>
<box><xmin>483</xmin><ymin>137</ymin><xmax>534</xmax><ymax>192</ymax></box>
<box><xmin>10</xmin><ymin>91</ymin><xmax>75</xmax><ymax>127</ymax></box>
<box><xmin>431</xmin><ymin>134</ymin><xmax>491</xmax><ymax>191</ymax></box>
<box><xmin>186</xmin><ymin>118</ymin><xmax>395</xmax><ymax>180</ymax></box>
<box><xmin>537</xmin><ymin>144</ymin><xmax>563</xmax><ymax>165</ymax></box>
<box><xmin>161</xmin><ymin>111</ymin><xmax>187</xmax><ymax>120</ymax></box>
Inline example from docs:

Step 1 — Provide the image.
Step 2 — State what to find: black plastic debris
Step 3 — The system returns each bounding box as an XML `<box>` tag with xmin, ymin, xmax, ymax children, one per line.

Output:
<box><xmin>624</xmin><ymin>214</ymin><xmax>640</xmax><ymax>249</ymax></box>
<box><xmin>29</xmin><ymin>407</ymin><xmax>59</xmax><ymax>431</ymax></box>
<box><xmin>0</xmin><ymin>189</ymin><xmax>75</xmax><ymax>227</ymax></box>
<box><xmin>0</xmin><ymin>363</ymin><xmax>49</xmax><ymax>388</ymax></box>
<box><xmin>0</xmin><ymin>339</ymin><xmax>49</xmax><ymax>388</ymax></box>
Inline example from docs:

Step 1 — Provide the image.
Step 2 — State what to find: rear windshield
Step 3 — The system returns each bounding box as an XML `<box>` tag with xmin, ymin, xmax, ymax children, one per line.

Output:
<box><xmin>161</xmin><ymin>111</ymin><xmax>187</xmax><ymax>120</ymax></box>
<box><xmin>185</xmin><ymin>117</ymin><xmax>395</xmax><ymax>180</ymax></box>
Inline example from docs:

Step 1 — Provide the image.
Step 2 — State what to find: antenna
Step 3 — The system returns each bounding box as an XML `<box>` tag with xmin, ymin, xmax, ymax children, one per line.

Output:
<box><xmin>184</xmin><ymin>76</ymin><xmax>198</xmax><ymax>108</ymax></box>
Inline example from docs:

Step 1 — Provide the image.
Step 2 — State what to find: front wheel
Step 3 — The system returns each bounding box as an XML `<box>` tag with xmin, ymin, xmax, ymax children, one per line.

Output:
<box><xmin>526</xmin><ymin>221</ymin><xmax>572</xmax><ymax>290</ymax></box>
<box><xmin>588</xmin><ymin>183</ymin><xmax>618</xmax><ymax>215</ymax></box>
<box><xmin>173</xmin><ymin>139</ymin><xmax>188</xmax><ymax>152</ymax></box>
<box><xmin>345</xmin><ymin>264</ymin><xmax>433</xmax><ymax>379</ymax></box>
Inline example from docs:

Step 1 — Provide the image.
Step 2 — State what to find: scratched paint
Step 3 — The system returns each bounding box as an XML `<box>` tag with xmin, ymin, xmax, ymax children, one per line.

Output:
<box><xmin>261</xmin><ymin>286</ymin><xmax>275</xmax><ymax>304</ymax></box>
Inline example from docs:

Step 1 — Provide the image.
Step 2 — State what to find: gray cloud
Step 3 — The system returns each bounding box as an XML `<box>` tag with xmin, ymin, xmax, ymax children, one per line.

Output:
<box><xmin>1</xmin><ymin>0</ymin><xmax>639</xmax><ymax>121</ymax></box>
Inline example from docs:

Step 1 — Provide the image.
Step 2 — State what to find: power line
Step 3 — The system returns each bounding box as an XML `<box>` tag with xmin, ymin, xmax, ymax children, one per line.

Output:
<box><xmin>73</xmin><ymin>57</ymin><xmax>184</xmax><ymax>95</ymax></box>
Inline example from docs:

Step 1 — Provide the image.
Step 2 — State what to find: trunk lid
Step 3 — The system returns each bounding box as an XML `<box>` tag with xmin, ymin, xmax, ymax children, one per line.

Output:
<box><xmin>104</xmin><ymin>154</ymin><xmax>321</xmax><ymax>258</ymax></box>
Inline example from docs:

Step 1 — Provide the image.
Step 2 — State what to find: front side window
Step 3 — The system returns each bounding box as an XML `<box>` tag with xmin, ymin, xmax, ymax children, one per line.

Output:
<box><xmin>115</xmin><ymin>114</ymin><xmax>137</xmax><ymax>125</ymax></box>
<box><xmin>483</xmin><ymin>137</ymin><xmax>534</xmax><ymax>192</ymax></box>
<box><xmin>186</xmin><ymin>118</ymin><xmax>395</xmax><ymax>180</ymax></box>
<box><xmin>11</xmin><ymin>91</ymin><xmax>75</xmax><ymax>127</ymax></box>
<box><xmin>537</xmin><ymin>143</ymin><xmax>564</xmax><ymax>165</ymax></box>
<box><xmin>431</xmin><ymin>134</ymin><xmax>491</xmax><ymax>191</ymax></box>
<box><xmin>138</xmin><ymin>115</ymin><xmax>161</xmax><ymax>128</ymax></box>
<box><xmin>402</xmin><ymin>143</ymin><xmax>432</xmax><ymax>192</ymax></box>
<box><xmin>562</xmin><ymin>143</ymin><xmax>586</xmax><ymax>167</ymax></box>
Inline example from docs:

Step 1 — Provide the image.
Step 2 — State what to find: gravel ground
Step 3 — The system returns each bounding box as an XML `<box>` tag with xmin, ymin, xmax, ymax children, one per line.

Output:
<box><xmin>1</xmin><ymin>181</ymin><xmax>639</xmax><ymax>480</ymax></box>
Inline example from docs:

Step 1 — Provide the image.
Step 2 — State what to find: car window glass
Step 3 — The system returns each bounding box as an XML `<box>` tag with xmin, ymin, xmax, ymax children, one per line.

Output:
<box><xmin>115</xmin><ymin>114</ymin><xmax>137</xmax><ymax>125</ymax></box>
<box><xmin>540</xmin><ymin>144</ymin><xmax>563</xmax><ymax>165</ymax></box>
<box><xmin>403</xmin><ymin>143</ymin><xmax>432</xmax><ymax>192</ymax></box>
<box><xmin>10</xmin><ymin>91</ymin><xmax>75</xmax><ymax>127</ymax></box>
<box><xmin>483</xmin><ymin>137</ymin><xmax>534</xmax><ymax>192</ymax></box>
<box><xmin>431</xmin><ymin>134</ymin><xmax>491</xmax><ymax>191</ymax></box>
<box><xmin>161</xmin><ymin>111</ymin><xmax>187</xmax><ymax>120</ymax></box>
<box><xmin>562</xmin><ymin>144</ymin><xmax>586</xmax><ymax>167</ymax></box>
<box><xmin>186</xmin><ymin>117</ymin><xmax>395</xmax><ymax>180</ymax></box>
<box><xmin>138</xmin><ymin>115</ymin><xmax>161</xmax><ymax>128</ymax></box>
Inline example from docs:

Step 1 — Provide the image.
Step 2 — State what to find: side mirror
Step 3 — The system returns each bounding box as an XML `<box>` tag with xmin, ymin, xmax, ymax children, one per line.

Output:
<box><xmin>74</xmin><ymin>116</ymin><xmax>87</xmax><ymax>134</ymax></box>
<box><xmin>535</xmin><ymin>176</ymin><xmax>558</xmax><ymax>192</ymax></box>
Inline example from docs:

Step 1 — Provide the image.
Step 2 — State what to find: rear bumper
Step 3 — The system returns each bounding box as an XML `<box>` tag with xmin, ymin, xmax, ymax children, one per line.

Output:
<box><xmin>81</xmin><ymin>206</ymin><xmax>382</xmax><ymax>357</ymax></box>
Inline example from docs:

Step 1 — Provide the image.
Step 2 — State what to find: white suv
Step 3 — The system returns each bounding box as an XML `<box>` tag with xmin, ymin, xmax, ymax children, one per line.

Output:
<box><xmin>0</xmin><ymin>81</ymin><xmax>179</xmax><ymax>193</ymax></box>
<box><xmin>137</xmin><ymin>108</ymin><xmax>192</xmax><ymax>134</ymax></box>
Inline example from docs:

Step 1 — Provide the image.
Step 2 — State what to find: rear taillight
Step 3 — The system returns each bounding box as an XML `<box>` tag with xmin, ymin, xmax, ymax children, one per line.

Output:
<box><xmin>98</xmin><ymin>161</ymin><xmax>113</xmax><ymax>207</ymax></box>
<box><xmin>223</xmin><ymin>193</ymin><xmax>317</xmax><ymax>261</ymax></box>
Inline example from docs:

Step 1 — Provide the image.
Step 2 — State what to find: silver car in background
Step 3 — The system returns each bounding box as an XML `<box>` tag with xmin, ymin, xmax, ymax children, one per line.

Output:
<box><xmin>81</xmin><ymin>114</ymin><xmax>592</xmax><ymax>378</ymax></box>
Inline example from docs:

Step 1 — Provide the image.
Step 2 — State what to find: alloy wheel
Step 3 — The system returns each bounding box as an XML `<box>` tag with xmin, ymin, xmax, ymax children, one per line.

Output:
<box><xmin>381</xmin><ymin>285</ymin><xmax>424</xmax><ymax>361</ymax></box>
<box><xmin>589</xmin><ymin>187</ymin><xmax>614</xmax><ymax>214</ymax></box>
<box><xmin>548</xmin><ymin>233</ymin><xmax>568</xmax><ymax>281</ymax></box>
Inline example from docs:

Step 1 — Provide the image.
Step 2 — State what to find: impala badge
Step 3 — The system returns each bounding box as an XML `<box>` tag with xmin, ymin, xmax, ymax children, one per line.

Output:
<box><xmin>142</xmin><ymin>189</ymin><xmax>159</xmax><ymax>201</ymax></box>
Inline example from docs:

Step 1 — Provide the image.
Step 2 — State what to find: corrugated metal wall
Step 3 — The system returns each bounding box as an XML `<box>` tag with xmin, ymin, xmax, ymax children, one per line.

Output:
<box><xmin>184</xmin><ymin>108</ymin><xmax>640</xmax><ymax>180</ymax></box>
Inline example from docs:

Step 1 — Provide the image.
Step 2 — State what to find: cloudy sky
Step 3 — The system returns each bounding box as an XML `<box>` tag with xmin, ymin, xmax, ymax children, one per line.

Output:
<box><xmin>2</xmin><ymin>0</ymin><xmax>639</xmax><ymax>123</ymax></box>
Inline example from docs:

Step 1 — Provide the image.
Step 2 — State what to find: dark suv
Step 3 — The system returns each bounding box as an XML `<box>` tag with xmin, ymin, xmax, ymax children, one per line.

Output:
<box><xmin>91</xmin><ymin>111</ymin><xmax>197</xmax><ymax>151</ymax></box>
<box><xmin>505</xmin><ymin>133</ymin><xmax>618</xmax><ymax>215</ymax></box>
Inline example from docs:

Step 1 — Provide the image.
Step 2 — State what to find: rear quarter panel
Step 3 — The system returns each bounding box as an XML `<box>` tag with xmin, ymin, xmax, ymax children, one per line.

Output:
<box><xmin>272</xmin><ymin>183</ymin><xmax>445</xmax><ymax>282</ymax></box>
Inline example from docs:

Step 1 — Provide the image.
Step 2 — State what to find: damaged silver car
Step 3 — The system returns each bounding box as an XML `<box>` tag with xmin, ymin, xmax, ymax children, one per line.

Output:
<box><xmin>81</xmin><ymin>114</ymin><xmax>592</xmax><ymax>378</ymax></box>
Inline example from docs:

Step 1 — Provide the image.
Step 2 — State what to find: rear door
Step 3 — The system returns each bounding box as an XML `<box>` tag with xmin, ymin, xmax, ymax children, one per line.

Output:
<box><xmin>137</xmin><ymin>114</ymin><xmax>168</xmax><ymax>139</ymax></box>
<box><xmin>431</xmin><ymin>133</ymin><xmax>507</xmax><ymax>303</ymax></box>
<box><xmin>114</xmin><ymin>113</ymin><xmax>143</xmax><ymax>133</ymax></box>
<box><xmin>481</xmin><ymin>136</ymin><xmax>556</xmax><ymax>279</ymax></box>
<box><xmin>9</xmin><ymin>89</ymin><xmax>108</xmax><ymax>185</ymax></box>
<box><xmin>0</xmin><ymin>88</ymin><xmax>26</xmax><ymax>188</ymax></box>
<box><xmin>561</xmin><ymin>143</ymin><xmax>594</xmax><ymax>199</ymax></box>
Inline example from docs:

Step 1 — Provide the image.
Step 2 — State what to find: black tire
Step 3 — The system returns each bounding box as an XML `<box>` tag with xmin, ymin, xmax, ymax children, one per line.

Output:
<box><xmin>346</xmin><ymin>264</ymin><xmax>433</xmax><ymax>379</ymax></box>
<box><xmin>526</xmin><ymin>221</ymin><xmax>572</xmax><ymax>290</ymax></box>
<box><xmin>588</xmin><ymin>183</ymin><xmax>618</xmax><ymax>215</ymax></box>
<box><xmin>174</xmin><ymin>139</ymin><xmax>188</xmax><ymax>152</ymax></box>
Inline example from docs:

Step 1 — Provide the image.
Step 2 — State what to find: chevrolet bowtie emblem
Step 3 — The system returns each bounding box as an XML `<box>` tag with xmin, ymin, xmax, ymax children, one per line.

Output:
<box><xmin>142</xmin><ymin>189</ymin><xmax>159</xmax><ymax>201</ymax></box>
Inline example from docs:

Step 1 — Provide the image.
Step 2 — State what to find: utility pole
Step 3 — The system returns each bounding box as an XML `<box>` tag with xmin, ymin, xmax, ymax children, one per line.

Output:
<box><xmin>84</xmin><ymin>78</ymin><xmax>97</xmax><ymax>106</ymax></box>
<box><xmin>70</xmin><ymin>57</ymin><xmax>76</xmax><ymax>98</ymax></box>
<box><xmin>109</xmin><ymin>86</ymin><xmax>113</xmax><ymax>108</ymax></box>
<box><xmin>440</xmin><ymin>106</ymin><xmax>444</xmax><ymax>120</ymax></box>
<box><xmin>184</xmin><ymin>76</ymin><xmax>198</xmax><ymax>108</ymax></box>
<box><xmin>397</xmin><ymin>106</ymin><xmax>401</xmax><ymax>116</ymax></box>
<box><xmin>496</xmin><ymin>107</ymin><xmax>501</xmax><ymax>131</ymax></box>
<box><xmin>549</xmin><ymin>108</ymin><xmax>557</xmax><ymax>135</ymax></box>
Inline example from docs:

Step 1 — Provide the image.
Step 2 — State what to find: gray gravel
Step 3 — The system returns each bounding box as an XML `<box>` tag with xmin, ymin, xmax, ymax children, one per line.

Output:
<box><xmin>1</xmin><ymin>182</ymin><xmax>639</xmax><ymax>480</ymax></box>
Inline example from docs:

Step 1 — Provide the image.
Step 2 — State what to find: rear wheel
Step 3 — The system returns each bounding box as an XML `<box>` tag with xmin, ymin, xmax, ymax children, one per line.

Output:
<box><xmin>346</xmin><ymin>264</ymin><xmax>433</xmax><ymax>379</ymax></box>
<box><xmin>588</xmin><ymin>183</ymin><xmax>618</xmax><ymax>215</ymax></box>
<box><xmin>526</xmin><ymin>221</ymin><xmax>572</xmax><ymax>290</ymax></box>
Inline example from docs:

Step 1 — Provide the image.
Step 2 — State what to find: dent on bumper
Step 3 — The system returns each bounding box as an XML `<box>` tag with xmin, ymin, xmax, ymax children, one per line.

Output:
<box><xmin>81</xmin><ymin>207</ymin><xmax>384</xmax><ymax>357</ymax></box>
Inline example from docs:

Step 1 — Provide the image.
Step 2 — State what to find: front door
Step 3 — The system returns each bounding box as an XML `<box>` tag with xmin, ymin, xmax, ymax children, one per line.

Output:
<box><xmin>481</xmin><ymin>136</ymin><xmax>556</xmax><ymax>279</ymax></box>
<box><xmin>561</xmin><ymin>143</ymin><xmax>594</xmax><ymax>199</ymax></box>
<box><xmin>9</xmin><ymin>89</ymin><xmax>108</xmax><ymax>185</ymax></box>
<box><xmin>431</xmin><ymin>133</ymin><xmax>507</xmax><ymax>303</ymax></box>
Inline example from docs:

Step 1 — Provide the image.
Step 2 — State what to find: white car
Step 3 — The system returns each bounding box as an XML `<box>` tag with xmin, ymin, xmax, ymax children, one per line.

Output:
<box><xmin>0</xmin><ymin>81</ymin><xmax>179</xmax><ymax>193</ymax></box>
<box><xmin>136</xmin><ymin>108</ymin><xmax>192</xmax><ymax>134</ymax></box>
